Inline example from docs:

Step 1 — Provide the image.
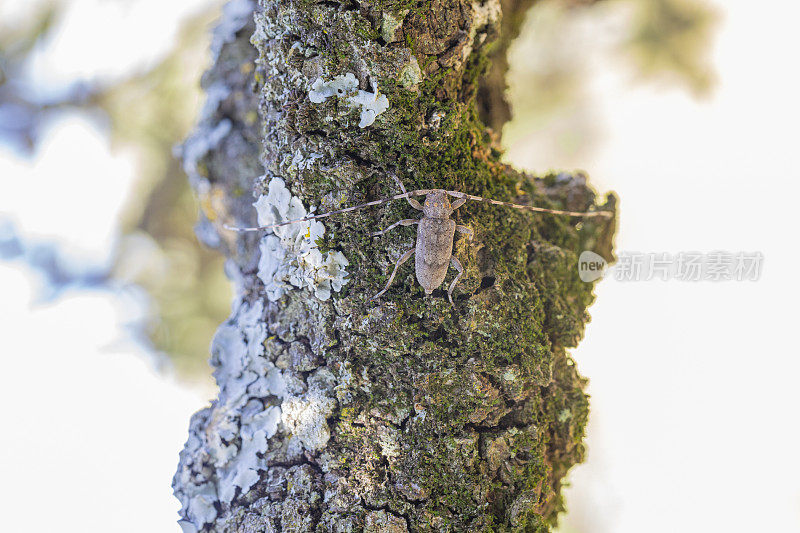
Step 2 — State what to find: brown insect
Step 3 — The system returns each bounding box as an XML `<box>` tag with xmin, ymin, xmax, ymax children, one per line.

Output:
<box><xmin>226</xmin><ymin>175</ymin><xmax>611</xmax><ymax>304</ymax></box>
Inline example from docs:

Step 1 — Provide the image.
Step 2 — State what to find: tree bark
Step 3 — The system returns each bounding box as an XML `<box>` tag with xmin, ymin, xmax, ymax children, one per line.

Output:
<box><xmin>173</xmin><ymin>0</ymin><xmax>616</xmax><ymax>531</ymax></box>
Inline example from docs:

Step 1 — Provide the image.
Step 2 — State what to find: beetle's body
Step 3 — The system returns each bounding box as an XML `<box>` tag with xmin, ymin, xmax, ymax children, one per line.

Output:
<box><xmin>415</xmin><ymin>194</ymin><xmax>457</xmax><ymax>294</ymax></box>
<box><xmin>226</xmin><ymin>175</ymin><xmax>610</xmax><ymax>304</ymax></box>
<box><xmin>366</xmin><ymin>188</ymin><xmax>471</xmax><ymax>303</ymax></box>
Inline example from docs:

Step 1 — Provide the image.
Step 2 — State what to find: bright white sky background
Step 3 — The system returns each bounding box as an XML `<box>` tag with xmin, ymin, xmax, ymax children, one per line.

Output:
<box><xmin>0</xmin><ymin>0</ymin><xmax>798</xmax><ymax>532</ymax></box>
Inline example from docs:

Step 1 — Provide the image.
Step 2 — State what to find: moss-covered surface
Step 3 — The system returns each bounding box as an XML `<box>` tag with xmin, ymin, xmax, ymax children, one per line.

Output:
<box><xmin>174</xmin><ymin>0</ymin><xmax>616</xmax><ymax>531</ymax></box>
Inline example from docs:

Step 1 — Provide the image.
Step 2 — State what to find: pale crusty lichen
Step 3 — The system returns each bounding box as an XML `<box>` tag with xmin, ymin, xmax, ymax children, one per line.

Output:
<box><xmin>175</xmin><ymin>297</ymin><xmax>288</xmax><ymax>530</ymax></box>
<box><xmin>280</xmin><ymin>389</ymin><xmax>336</xmax><ymax>452</ymax></box>
<box><xmin>308</xmin><ymin>73</ymin><xmax>390</xmax><ymax>128</ymax></box>
<box><xmin>254</xmin><ymin>177</ymin><xmax>349</xmax><ymax>301</ymax></box>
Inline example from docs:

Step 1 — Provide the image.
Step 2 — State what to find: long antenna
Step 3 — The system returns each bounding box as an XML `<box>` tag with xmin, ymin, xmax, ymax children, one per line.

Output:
<box><xmin>446</xmin><ymin>191</ymin><xmax>612</xmax><ymax>218</ymax></box>
<box><xmin>224</xmin><ymin>189</ymin><xmax>433</xmax><ymax>232</ymax></box>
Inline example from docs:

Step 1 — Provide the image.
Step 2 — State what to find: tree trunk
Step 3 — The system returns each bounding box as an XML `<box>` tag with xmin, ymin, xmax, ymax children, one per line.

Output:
<box><xmin>173</xmin><ymin>0</ymin><xmax>616</xmax><ymax>531</ymax></box>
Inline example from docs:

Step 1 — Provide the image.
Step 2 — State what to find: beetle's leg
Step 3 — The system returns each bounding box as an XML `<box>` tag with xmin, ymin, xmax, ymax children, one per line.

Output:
<box><xmin>372</xmin><ymin>247</ymin><xmax>415</xmax><ymax>300</ymax></box>
<box><xmin>456</xmin><ymin>224</ymin><xmax>474</xmax><ymax>242</ymax></box>
<box><xmin>392</xmin><ymin>173</ymin><xmax>424</xmax><ymax>211</ymax></box>
<box><xmin>447</xmin><ymin>256</ymin><xmax>465</xmax><ymax>305</ymax></box>
<box><xmin>406</xmin><ymin>196</ymin><xmax>424</xmax><ymax>210</ymax></box>
<box><xmin>370</xmin><ymin>219</ymin><xmax>419</xmax><ymax>237</ymax></box>
<box><xmin>451</xmin><ymin>198</ymin><xmax>467</xmax><ymax>210</ymax></box>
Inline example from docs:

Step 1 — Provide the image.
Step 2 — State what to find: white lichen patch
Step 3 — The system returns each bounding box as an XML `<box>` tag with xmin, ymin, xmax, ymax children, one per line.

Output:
<box><xmin>290</xmin><ymin>150</ymin><xmax>324</xmax><ymax>172</ymax></box>
<box><xmin>348</xmin><ymin>83</ymin><xmax>391</xmax><ymax>128</ymax></box>
<box><xmin>183</xmin><ymin>485</ymin><xmax>218</xmax><ymax>530</ymax></box>
<box><xmin>176</xmin><ymin>298</ymin><xmax>291</xmax><ymax>529</ymax></box>
<box><xmin>308</xmin><ymin>73</ymin><xmax>389</xmax><ymax>128</ymax></box>
<box><xmin>174</xmin><ymin>414</ymin><xmax>221</xmax><ymax>530</ymax></box>
<box><xmin>209</xmin><ymin>298</ymin><xmax>268</xmax><ymax>403</ymax></box>
<box><xmin>281</xmin><ymin>389</ymin><xmax>336</xmax><ymax>452</ymax></box>
<box><xmin>308</xmin><ymin>72</ymin><xmax>357</xmax><ymax>102</ymax></box>
<box><xmin>255</xmin><ymin>177</ymin><xmax>349</xmax><ymax>301</ymax></box>
<box><xmin>218</xmin><ymin>404</ymin><xmax>281</xmax><ymax>503</ymax></box>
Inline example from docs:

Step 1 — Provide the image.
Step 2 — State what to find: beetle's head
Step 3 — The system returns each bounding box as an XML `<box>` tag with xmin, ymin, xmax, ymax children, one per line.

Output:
<box><xmin>423</xmin><ymin>191</ymin><xmax>452</xmax><ymax>218</ymax></box>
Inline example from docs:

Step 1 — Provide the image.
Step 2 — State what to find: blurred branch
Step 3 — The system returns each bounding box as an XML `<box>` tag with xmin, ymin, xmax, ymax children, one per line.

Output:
<box><xmin>0</xmin><ymin>3</ymin><xmax>100</xmax><ymax>151</ymax></box>
<box><xmin>0</xmin><ymin>2</ymin><xmax>229</xmax><ymax>380</ymax></box>
<box><xmin>97</xmin><ymin>7</ymin><xmax>230</xmax><ymax>379</ymax></box>
<box><xmin>624</xmin><ymin>0</ymin><xmax>718</xmax><ymax>95</ymax></box>
<box><xmin>479</xmin><ymin>0</ymin><xmax>604</xmax><ymax>137</ymax></box>
<box><xmin>0</xmin><ymin>2</ymin><xmax>58</xmax><ymax>59</ymax></box>
<box><xmin>502</xmin><ymin>0</ymin><xmax>718</xmax><ymax>169</ymax></box>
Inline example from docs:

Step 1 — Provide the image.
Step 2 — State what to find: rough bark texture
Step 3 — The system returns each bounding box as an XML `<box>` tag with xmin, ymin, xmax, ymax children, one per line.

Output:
<box><xmin>173</xmin><ymin>0</ymin><xmax>616</xmax><ymax>531</ymax></box>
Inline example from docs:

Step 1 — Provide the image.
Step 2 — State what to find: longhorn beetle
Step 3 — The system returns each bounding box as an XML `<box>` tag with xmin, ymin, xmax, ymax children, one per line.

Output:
<box><xmin>226</xmin><ymin>175</ymin><xmax>611</xmax><ymax>304</ymax></box>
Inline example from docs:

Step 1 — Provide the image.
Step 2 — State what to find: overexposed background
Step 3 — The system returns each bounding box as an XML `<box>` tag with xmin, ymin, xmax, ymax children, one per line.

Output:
<box><xmin>0</xmin><ymin>0</ymin><xmax>797</xmax><ymax>531</ymax></box>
